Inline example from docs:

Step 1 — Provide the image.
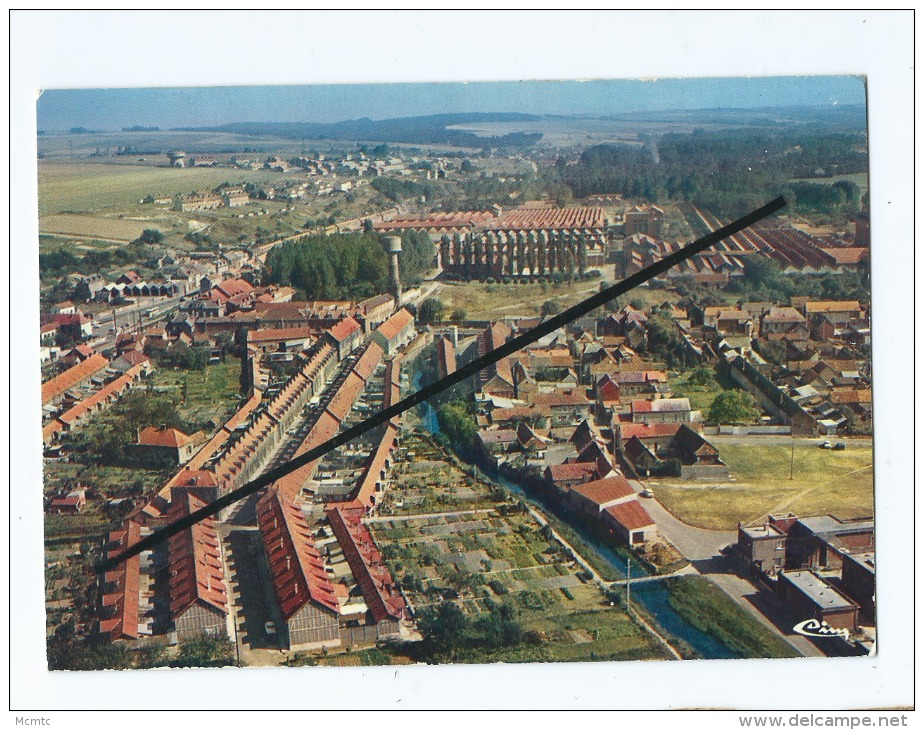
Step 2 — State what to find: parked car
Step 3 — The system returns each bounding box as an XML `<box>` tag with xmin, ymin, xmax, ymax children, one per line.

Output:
<box><xmin>264</xmin><ymin>621</ymin><xmax>277</xmax><ymax>636</ymax></box>
<box><xmin>819</xmin><ymin>440</ymin><xmax>833</xmax><ymax>449</ymax></box>
<box><xmin>640</xmin><ymin>488</ymin><xmax>655</xmax><ymax>498</ymax></box>
<box><xmin>833</xmin><ymin>442</ymin><xmax>847</xmax><ymax>451</ymax></box>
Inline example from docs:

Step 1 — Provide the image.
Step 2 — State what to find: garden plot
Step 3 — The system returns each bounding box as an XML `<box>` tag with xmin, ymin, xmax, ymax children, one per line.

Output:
<box><xmin>373</xmin><ymin>505</ymin><xmax>662</xmax><ymax>662</ymax></box>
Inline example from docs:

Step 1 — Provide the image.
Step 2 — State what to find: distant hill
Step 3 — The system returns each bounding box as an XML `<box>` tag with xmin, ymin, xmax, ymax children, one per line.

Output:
<box><xmin>175</xmin><ymin>113</ymin><xmax>544</xmax><ymax>148</ymax></box>
<box><xmin>603</xmin><ymin>104</ymin><xmax>868</xmax><ymax>132</ymax></box>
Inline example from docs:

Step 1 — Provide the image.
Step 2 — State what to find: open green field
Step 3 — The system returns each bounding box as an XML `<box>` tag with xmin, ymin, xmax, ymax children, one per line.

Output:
<box><xmin>436</xmin><ymin>276</ymin><xmax>679</xmax><ymax>320</ymax></box>
<box><xmin>788</xmin><ymin>171</ymin><xmax>869</xmax><ymax>195</ymax></box>
<box><xmin>655</xmin><ymin>440</ymin><xmax>874</xmax><ymax>529</ymax></box>
<box><xmin>38</xmin><ymin>161</ymin><xmax>282</xmax><ymax>214</ymax></box>
<box><xmin>39</xmin><ymin>213</ymin><xmax>152</xmax><ymax>242</ymax></box>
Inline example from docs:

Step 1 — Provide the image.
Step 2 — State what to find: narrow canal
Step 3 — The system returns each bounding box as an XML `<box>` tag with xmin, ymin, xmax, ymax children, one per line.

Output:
<box><xmin>412</xmin><ymin>377</ymin><xmax>734</xmax><ymax>660</ymax></box>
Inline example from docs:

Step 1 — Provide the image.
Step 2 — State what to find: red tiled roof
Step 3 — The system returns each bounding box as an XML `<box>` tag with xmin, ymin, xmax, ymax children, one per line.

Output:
<box><xmin>479</xmin><ymin>429</ymin><xmax>518</xmax><ymax>444</ymax></box>
<box><xmin>257</xmin><ymin>489</ymin><xmax>340</xmax><ymax>619</ymax></box>
<box><xmin>532</xmin><ymin>389</ymin><xmax>589</xmax><ymax>408</ymax></box>
<box><xmin>42</xmin><ymin>419</ymin><xmax>64</xmax><ymax>443</ymax></box>
<box><xmin>254</xmin><ymin>300</ymin><xmax>355</xmax><ymax>322</ymax></box>
<box><xmin>353</xmin><ymin>342</ymin><xmax>384</xmax><ymax>382</ymax></box>
<box><xmin>374</xmin><ymin>308</ymin><xmax>414</xmax><ymax>343</ymax></box>
<box><xmin>803</xmin><ymin>300</ymin><xmax>862</xmax><ymax>314</ymax></box>
<box><xmin>546</xmin><ymin>462</ymin><xmax>597</xmax><ymax>483</ymax></box>
<box><xmin>57</xmin><ymin>364</ymin><xmax>145</xmax><ymax>425</ymax></box>
<box><xmin>117</xmin><ymin>350</ymin><xmax>150</xmax><ymax>367</ymax></box>
<box><xmin>570</xmin><ymin>475</ymin><xmax>635</xmax><ymax>507</ymax></box>
<box><xmin>98</xmin><ymin>520</ymin><xmax>141</xmax><ymax>641</ymax></box>
<box><xmin>41</xmin><ymin>353</ymin><xmax>109</xmax><ymax>404</ymax></box>
<box><xmin>610</xmin><ymin>370</ymin><xmax>667</xmax><ymax>385</ymax></box>
<box><xmin>352</xmin><ymin>423</ymin><xmax>399</xmax><ymax>510</ymax></box>
<box><xmin>484</xmin><ymin>207</ymin><xmax>606</xmax><ymax>231</ymax></box>
<box><xmin>213</xmin><ymin>278</ymin><xmax>254</xmax><ymax>301</ymax></box>
<box><xmin>246</xmin><ymin>327</ymin><xmax>314</xmax><ymax>344</ymax></box>
<box><xmin>829</xmin><ymin>388</ymin><xmax>872</xmax><ymax>404</ymax></box>
<box><xmin>382</xmin><ymin>356</ymin><xmax>403</xmax><ymax>427</ymax></box>
<box><xmin>138</xmin><ymin>425</ymin><xmax>192</xmax><ymax>449</ymax></box>
<box><xmin>604</xmin><ymin>499</ymin><xmax>655</xmax><ymax>531</ymax></box>
<box><xmin>436</xmin><ymin>336</ymin><xmax>456</xmax><ymax>376</ymax></box>
<box><xmin>275</xmin><ymin>410</ymin><xmax>340</xmax><ymax>502</ymax></box>
<box><xmin>820</xmin><ymin>248</ymin><xmax>868</xmax><ymax>265</ymax></box>
<box><xmin>327</xmin><ymin>506</ymin><xmax>406</xmax><ymax>623</ymax></box>
<box><xmin>618</xmin><ymin>422</ymin><xmax>682</xmax><ymax>441</ymax></box>
<box><xmin>762</xmin><ymin>306</ymin><xmax>805</xmax><ymax>323</ymax></box>
<box><xmin>327</xmin><ymin>316</ymin><xmax>361</xmax><ymax>343</ymax></box>
<box><xmin>167</xmin><ymin>491</ymin><xmax>229</xmax><ymax>618</ymax></box>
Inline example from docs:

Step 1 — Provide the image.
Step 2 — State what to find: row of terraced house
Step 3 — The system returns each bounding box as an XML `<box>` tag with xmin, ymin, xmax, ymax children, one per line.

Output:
<box><xmin>96</xmin><ymin>305</ymin><xmax>418</xmax><ymax>651</ymax></box>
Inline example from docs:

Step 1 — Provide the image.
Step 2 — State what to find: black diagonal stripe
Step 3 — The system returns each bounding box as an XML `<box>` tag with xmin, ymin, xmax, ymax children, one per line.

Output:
<box><xmin>96</xmin><ymin>196</ymin><xmax>785</xmax><ymax>573</ymax></box>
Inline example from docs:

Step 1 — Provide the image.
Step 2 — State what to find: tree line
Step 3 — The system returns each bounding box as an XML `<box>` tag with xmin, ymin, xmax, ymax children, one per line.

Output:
<box><xmin>551</xmin><ymin>129</ymin><xmax>867</xmax><ymax>220</ymax></box>
<box><xmin>263</xmin><ymin>230</ymin><xmax>434</xmax><ymax>300</ymax></box>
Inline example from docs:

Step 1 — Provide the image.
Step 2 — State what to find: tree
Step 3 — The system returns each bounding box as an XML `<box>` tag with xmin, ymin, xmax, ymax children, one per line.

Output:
<box><xmin>137</xmin><ymin>228</ymin><xmax>164</xmax><ymax>244</ymax></box>
<box><xmin>540</xmin><ymin>299</ymin><xmax>561</xmax><ymax>317</ymax></box>
<box><xmin>687</xmin><ymin>366</ymin><xmax>716</xmax><ymax>386</ymax></box>
<box><xmin>418</xmin><ymin>602</ymin><xmax>467</xmax><ymax>653</ymax></box>
<box><xmin>418</xmin><ymin>297</ymin><xmax>445</xmax><ymax>325</ymax></box>
<box><xmin>171</xmin><ymin>636</ymin><xmax>236</xmax><ymax>668</ymax></box>
<box><xmin>646</xmin><ymin>312</ymin><xmax>682</xmax><ymax>357</ymax></box>
<box><xmin>450</xmin><ymin>309</ymin><xmax>467</xmax><ymax>323</ymax></box>
<box><xmin>708</xmin><ymin>390</ymin><xmax>759</xmax><ymax>425</ymax></box>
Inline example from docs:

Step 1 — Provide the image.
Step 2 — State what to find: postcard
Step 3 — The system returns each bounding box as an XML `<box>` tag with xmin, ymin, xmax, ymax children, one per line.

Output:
<box><xmin>35</xmin><ymin>76</ymin><xmax>877</xmax><ymax>675</ymax></box>
<box><xmin>10</xmin><ymin>9</ymin><xmax>916</xmax><ymax>718</ymax></box>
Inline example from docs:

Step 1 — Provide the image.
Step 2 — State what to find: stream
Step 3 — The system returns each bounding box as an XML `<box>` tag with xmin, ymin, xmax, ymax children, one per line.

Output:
<box><xmin>411</xmin><ymin>371</ymin><xmax>734</xmax><ymax>660</ymax></box>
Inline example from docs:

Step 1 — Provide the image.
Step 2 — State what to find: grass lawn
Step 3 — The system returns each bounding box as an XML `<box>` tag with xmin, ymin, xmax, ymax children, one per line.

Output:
<box><xmin>666</xmin><ymin>575</ymin><xmax>800</xmax><ymax>659</ymax></box>
<box><xmin>655</xmin><ymin>441</ymin><xmax>874</xmax><ymax>529</ymax></box>
<box><xmin>670</xmin><ymin>368</ymin><xmax>725</xmax><ymax>414</ymax></box>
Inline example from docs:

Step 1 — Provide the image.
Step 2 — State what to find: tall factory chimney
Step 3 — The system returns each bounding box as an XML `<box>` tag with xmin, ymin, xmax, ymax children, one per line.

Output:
<box><xmin>384</xmin><ymin>235</ymin><xmax>403</xmax><ymax>306</ymax></box>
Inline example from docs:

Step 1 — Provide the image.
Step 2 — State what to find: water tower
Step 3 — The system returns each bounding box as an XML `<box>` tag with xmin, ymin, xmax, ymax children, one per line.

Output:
<box><xmin>384</xmin><ymin>236</ymin><xmax>403</xmax><ymax>305</ymax></box>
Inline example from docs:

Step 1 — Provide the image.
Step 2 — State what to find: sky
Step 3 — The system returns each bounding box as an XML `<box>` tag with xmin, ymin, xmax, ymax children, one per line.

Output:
<box><xmin>37</xmin><ymin>76</ymin><xmax>866</xmax><ymax>132</ymax></box>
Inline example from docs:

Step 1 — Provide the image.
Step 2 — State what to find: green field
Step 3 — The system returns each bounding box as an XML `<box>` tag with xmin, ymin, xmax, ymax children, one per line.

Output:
<box><xmin>788</xmin><ymin>172</ymin><xmax>869</xmax><ymax>195</ymax></box>
<box><xmin>39</xmin><ymin>213</ymin><xmax>152</xmax><ymax>242</ymax></box>
<box><xmin>436</xmin><ymin>276</ymin><xmax>678</xmax><ymax>320</ymax></box>
<box><xmin>38</xmin><ymin>161</ymin><xmax>282</xmax><ymax>214</ymax></box>
<box><xmin>666</xmin><ymin>576</ymin><xmax>800</xmax><ymax>659</ymax></box>
<box><xmin>655</xmin><ymin>440</ymin><xmax>874</xmax><ymax>529</ymax></box>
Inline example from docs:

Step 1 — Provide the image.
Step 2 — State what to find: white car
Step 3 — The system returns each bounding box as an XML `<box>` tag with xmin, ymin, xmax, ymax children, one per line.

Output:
<box><xmin>264</xmin><ymin>621</ymin><xmax>277</xmax><ymax>636</ymax></box>
<box><xmin>640</xmin><ymin>488</ymin><xmax>654</xmax><ymax>498</ymax></box>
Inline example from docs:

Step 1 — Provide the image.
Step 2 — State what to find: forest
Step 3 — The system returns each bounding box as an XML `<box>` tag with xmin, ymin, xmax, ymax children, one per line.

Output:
<box><xmin>263</xmin><ymin>230</ymin><xmax>434</xmax><ymax>300</ymax></box>
<box><xmin>552</xmin><ymin>128</ymin><xmax>868</xmax><ymax>220</ymax></box>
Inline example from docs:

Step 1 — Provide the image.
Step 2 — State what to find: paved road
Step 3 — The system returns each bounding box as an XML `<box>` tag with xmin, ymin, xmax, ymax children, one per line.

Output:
<box><xmin>708</xmin><ymin>434</ymin><xmax>873</xmax><ymax>448</ymax></box>
<box><xmin>628</xmin><ymin>479</ymin><xmax>735</xmax><ymax>561</ymax></box>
